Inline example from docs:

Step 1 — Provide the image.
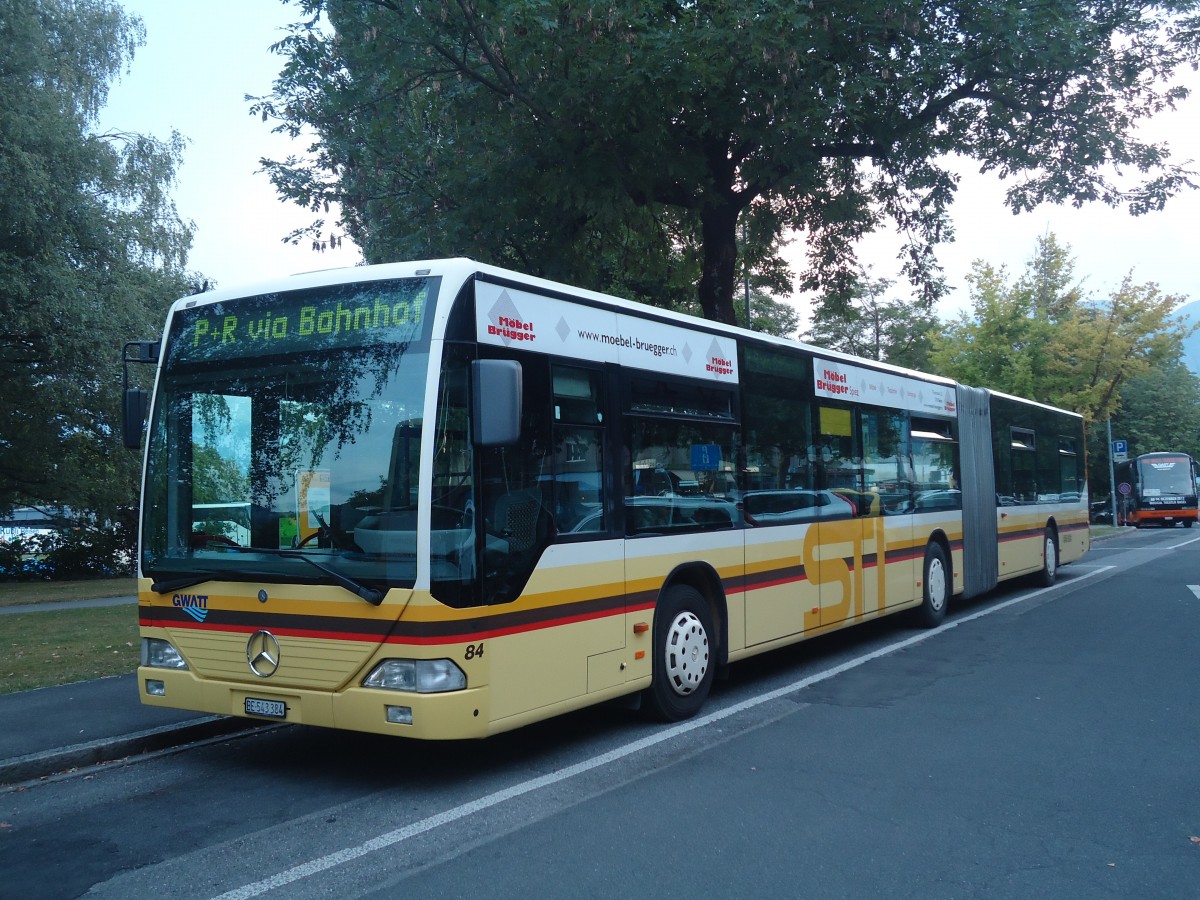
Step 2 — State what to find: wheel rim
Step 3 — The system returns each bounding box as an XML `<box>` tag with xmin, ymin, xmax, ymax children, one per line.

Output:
<box><xmin>1045</xmin><ymin>535</ymin><xmax>1057</xmax><ymax>576</ymax></box>
<box><xmin>927</xmin><ymin>556</ymin><xmax>947</xmax><ymax>612</ymax></box>
<box><xmin>664</xmin><ymin>611</ymin><xmax>709</xmax><ymax>696</ymax></box>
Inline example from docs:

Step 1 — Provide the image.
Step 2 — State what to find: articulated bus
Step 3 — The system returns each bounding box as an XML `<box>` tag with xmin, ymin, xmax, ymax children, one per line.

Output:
<box><xmin>1114</xmin><ymin>452</ymin><xmax>1199</xmax><ymax>528</ymax></box>
<box><xmin>124</xmin><ymin>259</ymin><xmax>1090</xmax><ymax>739</ymax></box>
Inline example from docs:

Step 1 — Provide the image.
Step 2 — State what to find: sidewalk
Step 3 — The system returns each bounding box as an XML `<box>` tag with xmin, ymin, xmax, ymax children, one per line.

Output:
<box><xmin>0</xmin><ymin>596</ymin><xmax>261</xmax><ymax>786</ymax></box>
<box><xmin>0</xmin><ymin>675</ymin><xmax>262</xmax><ymax>786</ymax></box>
<box><xmin>0</xmin><ymin>594</ymin><xmax>139</xmax><ymax>615</ymax></box>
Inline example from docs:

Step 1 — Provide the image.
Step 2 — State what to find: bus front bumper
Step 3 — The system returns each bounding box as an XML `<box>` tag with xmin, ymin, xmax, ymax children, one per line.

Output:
<box><xmin>138</xmin><ymin>667</ymin><xmax>492</xmax><ymax>740</ymax></box>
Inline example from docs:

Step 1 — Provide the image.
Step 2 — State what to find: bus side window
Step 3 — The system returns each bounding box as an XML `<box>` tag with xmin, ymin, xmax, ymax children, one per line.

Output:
<box><xmin>478</xmin><ymin>354</ymin><xmax>553</xmax><ymax>602</ymax></box>
<box><xmin>1058</xmin><ymin>436</ymin><xmax>1081</xmax><ymax>499</ymax></box>
<box><xmin>551</xmin><ymin>366</ymin><xmax>606</xmax><ymax>535</ymax></box>
<box><xmin>1008</xmin><ymin>427</ymin><xmax>1037</xmax><ymax>503</ymax></box>
<box><xmin>816</xmin><ymin>405</ymin><xmax>860</xmax><ymax>494</ymax></box>
<box><xmin>739</xmin><ymin>345</ymin><xmax>816</xmax><ymax>526</ymax></box>
<box><xmin>623</xmin><ymin>375</ymin><xmax>738</xmax><ymax>536</ymax></box>
<box><xmin>910</xmin><ymin>415</ymin><xmax>959</xmax><ymax>512</ymax></box>
<box><xmin>861</xmin><ymin>408</ymin><xmax>917</xmax><ymax>515</ymax></box>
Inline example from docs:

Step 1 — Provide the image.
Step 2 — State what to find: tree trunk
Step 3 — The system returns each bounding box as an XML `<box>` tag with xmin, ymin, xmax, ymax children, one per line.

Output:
<box><xmin>696</xmin><ymin>202</ymin><xmax>740</xmax><ymax>326</ymax></box>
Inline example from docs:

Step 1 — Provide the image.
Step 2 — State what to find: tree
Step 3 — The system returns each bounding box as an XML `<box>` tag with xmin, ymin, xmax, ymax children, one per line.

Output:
<box><xmin>1115</xmin><ymin>363</ymin><xmax>1200</xmax><ymax>459</ymax></box>
<box><xmin>0</xmin><ymin>0</ymin><xmax>195</xmax><ymax>518</ymax></box>
<box><xmin>804</xmin><ymin>275</ymin><xmax>937</xmax><ymax>369</ymax></box>
<box><xmin>673</xmin><ymin>287</ymin><xmax>800</xmax><ymax>338</ymax></box>
<box><xmin>928</xmin><ymin>234</ymin><xmax>1079</xmax><ymax>400</ymax></box>
<box><xmin>1088</xmin><ymin>361</ymin><xmax>1200</xmax><ymax>490</ymax></box>
<box><xmin>1046</xmin><ymin>276</ymin><xmax>1191</xmax><ymax>422</ymax></box>
<box><xmin>255</xmin><ymin>1</ymin><xmax>1200</xmax><ymax>324</ymax></box>
<box><xmin>930</xmin><ymin>234</ymin><xmax>1192</xmax><ymax>423</ymax></box>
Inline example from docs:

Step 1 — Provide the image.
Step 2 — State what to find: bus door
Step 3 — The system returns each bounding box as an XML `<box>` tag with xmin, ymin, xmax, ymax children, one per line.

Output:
<box><xmin>861</xmin><ymin>409</ymin><xmax>916</xmax><ymax>612</ymax></box>
<box><xmin>622</xmin><ymin>371</ymin><xmax>743</xmax><ymax>648</ymax></box>
<box><xmin>805</xmin><ymin>406</ymin><xmax>876</xmax><ymax>626</ymax></box>
<box><xmin>739</xmin><ymin>349</ymin><xmax>817</xmax><ymax>644</ymax></box>
<box><xmin>808</xmin><ymin>406</ymin><xmax>915</xmax><ymax>627</ymax></box>
<box><xmin>474</xmin><ymin>356</ymin><xmax>625</xmax><ymax>719</ymax></box>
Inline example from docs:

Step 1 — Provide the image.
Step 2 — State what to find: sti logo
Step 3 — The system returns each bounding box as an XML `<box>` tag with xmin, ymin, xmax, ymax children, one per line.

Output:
<box><xmin>172</xmin><ymin>593</ymin><xmax>209</xmax><ymax>623</ymax></box>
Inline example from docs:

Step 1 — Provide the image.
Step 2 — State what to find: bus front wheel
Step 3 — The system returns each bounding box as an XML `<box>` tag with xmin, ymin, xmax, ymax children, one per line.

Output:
<box><xmin>645</xmin><ymin>585</ymin><xmax>714</xmax><ymax>721</ymax></box>
<box><xmin>914</xmin><ymin>543</ymin><xmax>948</xmax><ymax>628</ymax></box>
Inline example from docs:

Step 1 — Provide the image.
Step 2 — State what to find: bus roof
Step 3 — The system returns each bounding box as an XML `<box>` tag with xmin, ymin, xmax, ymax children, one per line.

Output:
<box><xmin>157</xmin><ymin>258</ymin><xmax>1097</xmax><ymax>414</ymax></box>
<box><xmin>984</xmin><ymin>387</ymin><xmax>1083</xmax><ymax>420</ymax></box>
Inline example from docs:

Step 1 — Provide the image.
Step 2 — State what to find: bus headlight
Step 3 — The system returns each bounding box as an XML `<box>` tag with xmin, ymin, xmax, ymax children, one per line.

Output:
<box><xmin>140</xmin><ymin>638</ymin><xmax>189</xmax><ymax>670</ymax></box>
<box><xmin>362</xmin><ymin>658</ymin><xmax>467</xmax><ymax>693</ymax></box>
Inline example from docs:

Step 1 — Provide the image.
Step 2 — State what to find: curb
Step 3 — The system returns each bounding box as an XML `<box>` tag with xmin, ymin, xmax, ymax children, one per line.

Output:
<box><xmin>0</xmin><ymin>715</ymin><xmax>264</xmax><ymax>787</ymax></box>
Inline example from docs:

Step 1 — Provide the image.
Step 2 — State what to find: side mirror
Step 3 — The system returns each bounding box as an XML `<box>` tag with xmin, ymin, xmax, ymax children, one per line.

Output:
<box><xmin>472</xmin><ymin>359</ymin><xmax>522</xmax><ymax>446</ymax></box>
<box><xmin>123</xmin><ymin>388</ymin><xmax>150</xmax><ymax>449</ymax></box>
<box><xmin>121</xmin><ymin>340</ymin><xmax>160</xmax><ymax>450</ymax></box>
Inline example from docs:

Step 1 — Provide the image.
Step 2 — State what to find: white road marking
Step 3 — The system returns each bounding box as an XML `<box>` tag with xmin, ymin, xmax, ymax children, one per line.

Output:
<box><xmin>1188</xmin><ymin>585</ymin><xmax>1200</xmax><ymax>600</ymax></box>
<box><xmin>213</xmin><ymin>565</ymin><xmax>1116</xmax><ymax>900</ymax></box>
<box><xmin>1090</xmin><ymin>534</ymin><xmax>1200</xmax><ymax>551</ymax></box>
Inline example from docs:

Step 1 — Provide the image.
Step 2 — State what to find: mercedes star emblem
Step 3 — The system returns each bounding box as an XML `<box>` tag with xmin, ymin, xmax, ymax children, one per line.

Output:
<box><xmin>246</xmin><ymin>630</ymin><xmax>281</xmax><ymax>678</ymax></box>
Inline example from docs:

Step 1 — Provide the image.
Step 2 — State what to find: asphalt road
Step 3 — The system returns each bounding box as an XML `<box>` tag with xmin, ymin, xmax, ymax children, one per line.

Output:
<box><xmin>2</xmin><ymin>526</ymin><xmax>1197</xmax><ymax>899</ymax></box>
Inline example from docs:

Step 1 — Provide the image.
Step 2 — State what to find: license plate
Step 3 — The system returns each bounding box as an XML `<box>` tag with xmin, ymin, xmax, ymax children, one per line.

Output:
<box><xmin>244</xmin><ymin>697</ymin><xmax>287</xmax><ymax>719</ymax></box>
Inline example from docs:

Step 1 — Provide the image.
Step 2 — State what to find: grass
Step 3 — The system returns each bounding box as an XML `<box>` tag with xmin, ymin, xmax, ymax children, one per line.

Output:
<box><xmin>0</xmin><ymin>604</ymin><xmax>139</xmax><ymax>695</ymax></box>
<box><xmin>0</xmin><ymin>577</ymin><xmax>138</xmax><ymax>694</ymax></box>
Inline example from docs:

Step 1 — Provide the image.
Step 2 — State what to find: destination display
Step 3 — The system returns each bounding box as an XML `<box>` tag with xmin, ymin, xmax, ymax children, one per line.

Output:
<box><xmin>476</xmin><ymin>281</ymin><xmax>739</xmax><ymax>384</ymax></box>
<box><xmin>165</xmin><ymin>278</ymin><xmax>436</xmax><ymax>365</ymax></box>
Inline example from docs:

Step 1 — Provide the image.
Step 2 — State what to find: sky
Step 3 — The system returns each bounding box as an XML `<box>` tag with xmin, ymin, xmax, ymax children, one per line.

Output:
<box><xmin>99</xmin><ymin>1</ymin><xmax>1200</xmax><ymax>322</ymax></box>
<box><xmin>98</xmin><ymin>1</ymin><xmax>362</xmax><ymax>292</ymax></box>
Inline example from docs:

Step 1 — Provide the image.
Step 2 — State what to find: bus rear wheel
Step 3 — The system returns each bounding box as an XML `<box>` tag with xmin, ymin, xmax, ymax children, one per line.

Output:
<box><xmin>914</xmin><ymin>542</ymin><xmax>948</xmax><ymax>628</ymax></box>
<box><xmin>1036</xmin><ymin>528</ymin><xmax>1058</xmax><ymax>587</ymax></box>
<box><xmin>645</xmin><ymin>585</ymin><xmax>714</xmax><ymax>721</ymax></box>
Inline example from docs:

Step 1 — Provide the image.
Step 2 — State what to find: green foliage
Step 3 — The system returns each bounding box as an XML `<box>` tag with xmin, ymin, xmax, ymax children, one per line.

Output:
<box><xmin>747</xmin><ymin>292</ymin><xmax>801</xmax><ymax>339</ymax></box>
<box><xmin>1116</xmin><ymin>363</ymin><xmax>1200</xmax><ymax>458</ymax></box>
<box><xmin>256</xmin><ymin>0</ymin><xmax>1200</xmax><ymax>324</ymax></box>
<box><xmin>805</xmin><ymin>276</ymin><xmax>937</xmax><ymax>369</ymax></box>
<box><xmin>929</xmin><ymin>234</ymin><xmax>1192</xmax><ymax>423</ymax></box>
<box><xmin>0</xmin><ymin>515</ymin><xmax>136</xmax><ymax>581</ymax></box>
<box><xmin>0</xmin><ymin>0</ymin><xmax>196</xmax><ymax>519</ymax></box>
<box><xmin>673</xmin><ymin>289</ymin><xmax>800</xmax><ymax>338</ymax></box>
<box><xmin>1088</xmin><ymin>361</ymin><xmax>1200</xmax><ymax>489</ymax></box>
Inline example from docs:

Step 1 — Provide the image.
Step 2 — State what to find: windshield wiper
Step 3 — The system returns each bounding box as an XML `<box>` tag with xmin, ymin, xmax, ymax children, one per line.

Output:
<box><xmin>231</xmin><ymin>547</ymin><xmax>384</xmax><ymax>606</ymax></box>
<box><xmin>151</xmin><ymin>552</ymin><xmax>384</xmax><ymax>606</ymax></box>
<box><xmin>152</xmin><ymin>572</ymin><xmax>221</xmax><ymax>594</ymax></box>
<box><xmin>277</xmin><ymin>550</ymin><xmax>384</xmax><ymax>605</ymax></box>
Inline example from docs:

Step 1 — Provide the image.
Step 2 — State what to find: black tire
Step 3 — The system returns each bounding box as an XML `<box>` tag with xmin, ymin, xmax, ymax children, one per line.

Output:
<box><xmin>644</xmin><ymin>585</ymin><xmax>715</xmax><ymax>721</ymax></box>
<box><xmin>1035</xmin><ymin>528</ymin><xmax>1058</xmax><ymax>587</ymax></box>
<box><xmin>1185</xmin><ymin>519</ymin><xmax>1194</xmax><ymax>529</ymax></box>
<box><xmin>914</xmin><ymin>542</ymin><xmax>949</xmax><ymax>628</ymax></box>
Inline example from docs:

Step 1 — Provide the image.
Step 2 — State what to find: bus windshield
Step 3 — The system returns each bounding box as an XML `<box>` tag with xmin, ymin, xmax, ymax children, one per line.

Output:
<box><xmin>141</xmin><ymin>277</ymin><xmax>441</xmax><ymax>595</ymax></box>
<box><xmin>1139</xmin><ymin>456</ymin><xmax>1196</xmax><ymax>497</ymax></box>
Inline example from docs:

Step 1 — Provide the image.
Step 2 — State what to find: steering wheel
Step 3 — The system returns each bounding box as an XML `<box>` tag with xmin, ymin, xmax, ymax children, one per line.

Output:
<box><xmin>430</xmin><ymin>504</ymin><xmax>471</xmax><ymax>530</ymax></box>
